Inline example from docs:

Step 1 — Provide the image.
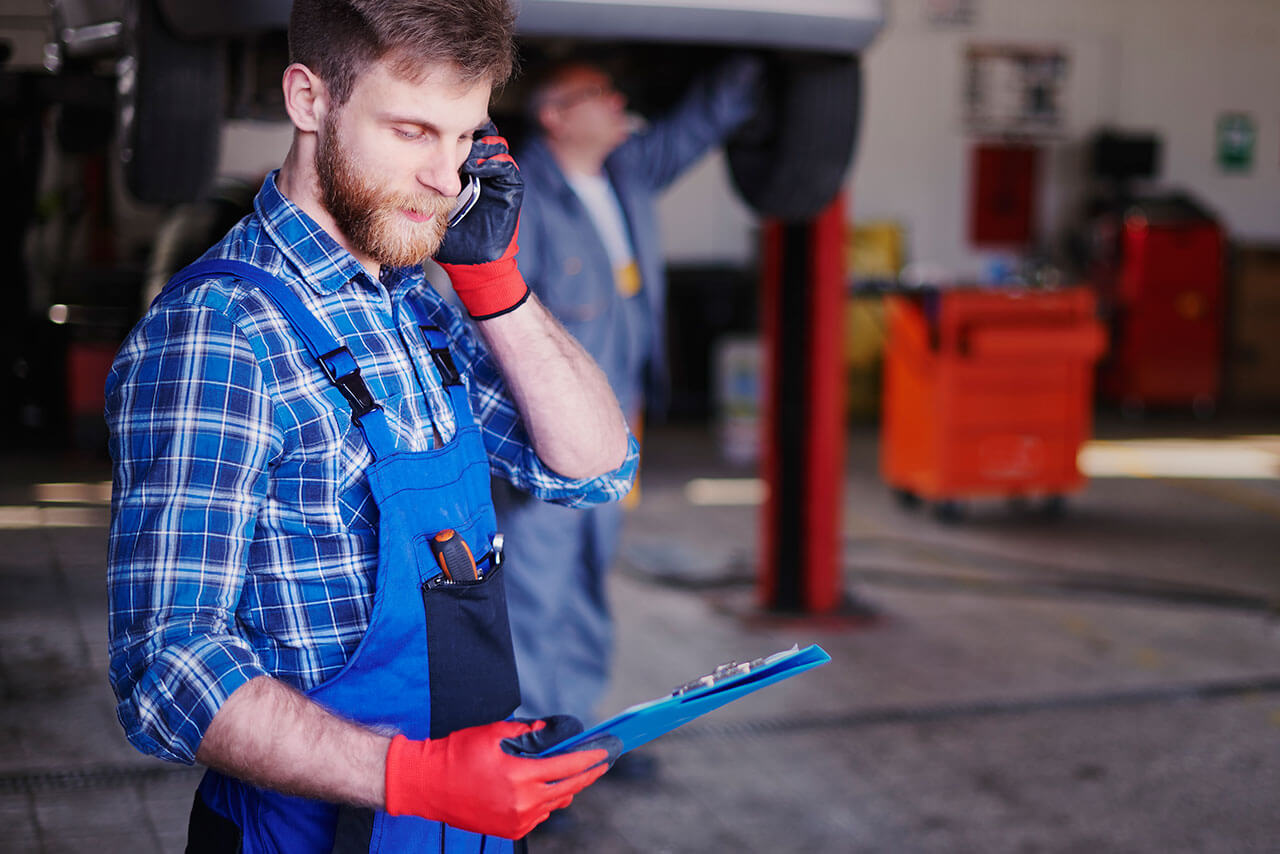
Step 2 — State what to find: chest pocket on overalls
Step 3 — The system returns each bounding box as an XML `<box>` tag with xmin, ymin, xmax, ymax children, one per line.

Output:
<box><xmin>418</xmin><ymin>556</ymin><xmax>520</xmax><ymax>739</ymax></box>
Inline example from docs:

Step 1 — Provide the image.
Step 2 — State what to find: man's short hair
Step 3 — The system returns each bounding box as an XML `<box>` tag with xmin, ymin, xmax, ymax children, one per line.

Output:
<box><xmin>289</xmin><ymin>0</ymin><xmax>517</xmax><ymax>106</ymax></box>
<box><xmin>525</xmin><ymin>61</ymin><xmax>604</xmax><ymax>128</ymax></box>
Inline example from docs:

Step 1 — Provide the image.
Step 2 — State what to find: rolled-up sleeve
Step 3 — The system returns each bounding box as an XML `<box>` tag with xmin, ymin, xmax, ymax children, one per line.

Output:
<box><xmin>106</xmin><ymin>301</ymin><xmax>275</xmax><ymax>764</ymax></box>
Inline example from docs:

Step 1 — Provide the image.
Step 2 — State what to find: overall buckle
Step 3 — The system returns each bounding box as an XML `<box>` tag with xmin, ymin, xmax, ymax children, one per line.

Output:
<box><xmin>320</xmin><ymin>347</ymin><xmax>382</xmax><ymax>423</ymax></box>
<box><xmin>420</xmin><ymin>326</ymin><xmax>462</xmax><ymax>387</ymax></box>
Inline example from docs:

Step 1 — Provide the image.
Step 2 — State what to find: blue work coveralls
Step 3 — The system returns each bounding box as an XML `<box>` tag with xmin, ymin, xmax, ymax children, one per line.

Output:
<box><xmin>170</xmin><ymin>260</ymin><xmax>521</xmax><ymax>853</ymax></box>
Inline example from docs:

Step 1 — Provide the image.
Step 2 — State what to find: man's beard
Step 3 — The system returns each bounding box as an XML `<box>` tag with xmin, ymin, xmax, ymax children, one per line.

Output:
<box><xmin>316</xmin><ymin>117</ymin><xmax>452</xmax><ymax>269</ymax></box>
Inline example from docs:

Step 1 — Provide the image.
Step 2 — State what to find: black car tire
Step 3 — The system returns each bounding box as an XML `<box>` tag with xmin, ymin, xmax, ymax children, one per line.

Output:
<box><xmin>119</xmin><ymin>0</ymin><xmax>225</xmax><ymax>205</ymax></box>
<box><xmin>726</xmin><ymin>53</ymin><xmax>862</xmax><ymax>221</ymax></box>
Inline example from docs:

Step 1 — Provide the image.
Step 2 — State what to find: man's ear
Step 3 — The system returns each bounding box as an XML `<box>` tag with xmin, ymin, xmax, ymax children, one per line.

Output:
<box><xmin>537</xmin><ymin>103</ymin><xmax>561</xmax><ymax>139</ymax></box>
<box><xmin>282</xmin><ymin>62</ymin><xmax>329</xmax><ymax>133</ymax></box>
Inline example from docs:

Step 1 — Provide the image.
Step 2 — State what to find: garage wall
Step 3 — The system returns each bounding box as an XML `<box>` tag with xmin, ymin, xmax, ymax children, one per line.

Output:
<box><xmin>658</xmin><ymin>0</ymin><xmax>1280</xmax><ymax>275</ymax></box>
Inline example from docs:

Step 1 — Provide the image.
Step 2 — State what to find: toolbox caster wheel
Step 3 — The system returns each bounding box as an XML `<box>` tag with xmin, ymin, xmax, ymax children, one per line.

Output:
<box><xmin>932</xmin><ymin>500</ymin><xmax>964</xmax><ymax>523</ymax></box>
<box><xmin>894</xmin><ymin>489</ymin><xmax>922</xmax><ymax>510</ymax></box>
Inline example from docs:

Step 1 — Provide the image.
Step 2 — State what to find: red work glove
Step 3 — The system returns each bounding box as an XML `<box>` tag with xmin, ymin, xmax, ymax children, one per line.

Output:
<box><xmin>384</xmin><ymin>720</ymin><xmax>610</xmax><ymax>840</ymax></box>
<box><xmin>435</xmin><ymin>122</ymin><xmax>530</xmax><ymax>320</ymax></box>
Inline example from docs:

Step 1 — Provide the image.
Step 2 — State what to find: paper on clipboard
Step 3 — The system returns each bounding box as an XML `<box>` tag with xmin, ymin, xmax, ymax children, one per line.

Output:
<box><xmin>535</xmin><ymin>644</ymin><xmax>831</xmax><ymax>758</ymax></box>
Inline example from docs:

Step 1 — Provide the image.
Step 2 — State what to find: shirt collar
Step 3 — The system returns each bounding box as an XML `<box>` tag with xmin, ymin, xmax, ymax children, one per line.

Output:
<box><xmin>253</xmin><ymin>169</ymin><xmax>392</xmax><ymax>296</ymax></box>
<box><xmin>522</xmin><ymin>136</ymin><xmax>578</xmax><ymax>204</ymax></box>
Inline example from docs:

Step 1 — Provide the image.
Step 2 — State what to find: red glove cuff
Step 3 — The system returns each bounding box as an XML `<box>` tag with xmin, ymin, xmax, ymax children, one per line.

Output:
<box><xmin>438</xmin><ymin>256</ymin><xmax>531</xmax><ymax>320</ymax></box>
<box><xmin>385</xmin><ymin>733</ymin><xmax>431</xmax><ymax>818</ymax></box>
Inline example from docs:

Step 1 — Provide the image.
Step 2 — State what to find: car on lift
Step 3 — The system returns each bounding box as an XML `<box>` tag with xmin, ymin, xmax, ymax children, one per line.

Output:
<box><xmin>46</xmin><ymin>0</ymin><xmax>883</xmax><ymax>218</ymax></box>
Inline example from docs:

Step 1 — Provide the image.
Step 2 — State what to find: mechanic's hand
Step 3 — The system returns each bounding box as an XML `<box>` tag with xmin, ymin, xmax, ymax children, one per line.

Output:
<box><xmin>435</xmin><ymin>122</ymin><xmax>531</xmax><ymax>320</ymax></box>
<box><xmin>714</xmin><ymin>52</ymin><xmax>766</xmax><ymax>96</ymax></box>
<box><xmin>384</xmin><ymin>720</ymin><xmax>611</xmax><ymax>840</ymax></box>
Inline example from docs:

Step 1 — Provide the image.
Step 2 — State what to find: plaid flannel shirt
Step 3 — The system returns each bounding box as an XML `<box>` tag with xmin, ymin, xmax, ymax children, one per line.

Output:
<box><xmin>106</xmin><ymin>172</ymin><xmax>638</xmax><ymax>763</ymax></box>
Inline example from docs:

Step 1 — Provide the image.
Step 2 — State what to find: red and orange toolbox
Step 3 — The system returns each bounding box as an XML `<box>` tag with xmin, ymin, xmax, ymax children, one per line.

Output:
<box><xmin>879</xmin><ymin>286</ymin><xmax>1106</xmax><ymax>520</ymax></box>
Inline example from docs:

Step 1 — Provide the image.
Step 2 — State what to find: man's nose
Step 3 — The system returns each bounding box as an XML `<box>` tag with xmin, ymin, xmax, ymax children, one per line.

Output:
<box><xmin>417</xmin><ymin>151</ymin><xmax>464</xmax><ymax>198</ymax></box>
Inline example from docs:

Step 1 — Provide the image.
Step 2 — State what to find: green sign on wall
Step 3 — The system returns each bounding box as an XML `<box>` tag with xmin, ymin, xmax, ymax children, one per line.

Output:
<box><xmin>1216</xmin><ymin>113</ymin><xmax>1256</xmax><ymax>172</ymax></box>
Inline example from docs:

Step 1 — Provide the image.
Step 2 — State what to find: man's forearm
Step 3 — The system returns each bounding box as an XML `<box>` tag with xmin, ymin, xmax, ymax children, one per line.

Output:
<box><xmin>477</xmin><ymin>294</ymin><xmax>629</xmax><ymax>480</ymax></box>
<box><xmin>195</xmin><ymin>675</ymin><xmax>390</xmax><ymax>808</ymax></box>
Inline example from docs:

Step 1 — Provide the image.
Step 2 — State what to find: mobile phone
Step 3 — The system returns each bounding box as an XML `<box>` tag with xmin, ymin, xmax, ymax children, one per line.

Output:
<box><xmin>448</xmin><ymin>174</ymin><xmax>481</xmax><ymax>228</ymax></box>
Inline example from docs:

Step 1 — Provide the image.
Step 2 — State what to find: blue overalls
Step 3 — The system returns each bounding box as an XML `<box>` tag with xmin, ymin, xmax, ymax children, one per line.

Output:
<box><xmin>169</xmin><ymin>260</ymin><xmax>522</xmax><ymax>853</ymax></box>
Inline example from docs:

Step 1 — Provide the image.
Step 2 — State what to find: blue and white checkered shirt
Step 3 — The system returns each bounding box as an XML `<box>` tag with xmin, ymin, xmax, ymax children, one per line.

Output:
<box><xmin>106</xmin><ymin>172</ymin><xmax>638</xmax><ymax>764</ymax></box>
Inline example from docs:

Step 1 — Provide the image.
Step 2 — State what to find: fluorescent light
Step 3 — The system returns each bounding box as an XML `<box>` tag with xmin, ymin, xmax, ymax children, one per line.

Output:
<box><xmin>1079</xmin><ymin>438</ymin><xmax>1280</xmax><ymax>480</ymax></box>
<box><xmin>34</xmin><ymin>482</ymin><xmax>113</xmax><ymax>504</ymax></box>
<box><xmin>684</xmin><ymin>477</ymin><xmax>768</xmax><ymax>506</ymax></box>
<box><xmin>0</xmin><ymin>506</ymin><xmax>109</xmax><ymax>529</ymax></box>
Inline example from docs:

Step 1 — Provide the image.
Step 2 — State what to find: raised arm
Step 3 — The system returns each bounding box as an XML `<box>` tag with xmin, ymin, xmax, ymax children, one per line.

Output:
<box><xmin>614</xmin><ymin>54</ymin><xmax>764</xmax><ymax>191</ymax></box>
<box><xmin>473</xmin><ymin>294</ymin><xmax>628</xmax><ymax>478</ymax></box>
<box><xmin>436</xmin><ymin>123</ymin><xmax>629</xmax><ymax>479</ymax></box>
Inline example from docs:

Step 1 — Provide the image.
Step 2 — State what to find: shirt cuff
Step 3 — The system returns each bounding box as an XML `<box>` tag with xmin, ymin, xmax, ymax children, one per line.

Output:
<box><xmin>117</xmin><ymin>635</ymin><xmax>268</xmax><ymax>765</ymax></box>
<box><xmin>530</xmin><ymin>433</ymin><xmax>640</xmax><ymax>508</ymax></box>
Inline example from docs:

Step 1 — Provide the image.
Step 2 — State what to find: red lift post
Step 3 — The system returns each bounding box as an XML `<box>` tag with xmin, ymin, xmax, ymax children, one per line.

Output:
<box><xmin>757</xmin><ymin>194</ymin><xmax>849</xmax><ymax>614</ymax></box>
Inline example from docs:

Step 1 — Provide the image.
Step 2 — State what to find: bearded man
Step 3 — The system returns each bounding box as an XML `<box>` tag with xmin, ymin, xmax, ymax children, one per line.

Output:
<box><xmin>104</xmin><ymin>1</ymin><xmax>636</xmax><ymax>851</ymax></box>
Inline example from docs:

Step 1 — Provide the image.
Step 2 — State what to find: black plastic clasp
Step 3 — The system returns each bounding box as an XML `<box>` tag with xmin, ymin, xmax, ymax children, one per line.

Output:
<box><xmin>420</xmin><ymin>326</ymin><xmax>462</xmax><ymax>387</ymax></box>
<box><xmin>320</xmin><ymin>347</ymin><xmax>382</xmax><ymax>423</ymax></box>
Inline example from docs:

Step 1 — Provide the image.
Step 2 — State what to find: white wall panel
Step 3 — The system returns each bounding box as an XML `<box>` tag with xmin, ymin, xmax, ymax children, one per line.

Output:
<box><xmin>657</xmin><ymin>0</ymin><xmax>1280</xmax><ymax>273</ymax></box>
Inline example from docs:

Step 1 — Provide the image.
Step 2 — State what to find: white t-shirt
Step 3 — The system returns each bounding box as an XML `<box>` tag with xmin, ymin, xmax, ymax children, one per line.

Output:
<box><xmin>564</xmin><ymin>171</ymin><xmax>638</xmax><ymax>278</ymax></box>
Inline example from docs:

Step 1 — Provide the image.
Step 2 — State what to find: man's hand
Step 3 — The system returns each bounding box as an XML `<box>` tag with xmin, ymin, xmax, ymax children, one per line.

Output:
<box><xmin>384</xmin><ymin>720</ymin><xmax>610</xmax><ymax>839</ymax></box>
<box><xmin>435</xmin><ymin>122</ymin><xmax>531</xmax><ymax>320</ymax></box>
<box><xmin>713</xmin><ymin>52</ymin><xmax>766</xmax><ymax>98</ymax></box>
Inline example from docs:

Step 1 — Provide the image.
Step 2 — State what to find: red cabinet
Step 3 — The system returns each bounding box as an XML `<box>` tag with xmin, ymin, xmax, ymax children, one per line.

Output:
<box><xmin>1098</xmin><ymin>209</ymin><xmax>1224</xmax><ymax>410</ymax></box>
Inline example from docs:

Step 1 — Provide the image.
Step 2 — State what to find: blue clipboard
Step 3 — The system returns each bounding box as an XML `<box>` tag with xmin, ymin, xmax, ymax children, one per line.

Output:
<box><xmin>536</xmin><ymin>644</ymin><xmax>831</xmax><ymax>757</ymax></box>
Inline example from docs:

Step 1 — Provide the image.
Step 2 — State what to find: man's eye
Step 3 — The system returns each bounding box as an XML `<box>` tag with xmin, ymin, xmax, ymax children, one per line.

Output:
<box><xmin>394</xmin><ymin>127</ymin><xmax>423</xmax><ymax>140</ymax></box>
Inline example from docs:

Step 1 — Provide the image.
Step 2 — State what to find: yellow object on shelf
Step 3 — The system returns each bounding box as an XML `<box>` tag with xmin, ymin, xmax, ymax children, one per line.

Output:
<box><xmin>846</xmin><ymin>221</ymin><xmax>905</xmax><ymax>283</ymax></box>
<box><xmin>845</xmin><ymin>295</ymin><xmax>887</xmax><ymax>422</ymax></box>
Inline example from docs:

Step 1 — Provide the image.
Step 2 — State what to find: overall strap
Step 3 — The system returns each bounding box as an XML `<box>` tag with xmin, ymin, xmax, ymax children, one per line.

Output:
<box><xmin>166</xmin><ymin>258</ymin><xmax>398</xmax><ymax>460</ymax></box>
<box><xmin>418</xmin><ymin>324</ymin><xmax>473</xmax><ymax>426</ymax></box>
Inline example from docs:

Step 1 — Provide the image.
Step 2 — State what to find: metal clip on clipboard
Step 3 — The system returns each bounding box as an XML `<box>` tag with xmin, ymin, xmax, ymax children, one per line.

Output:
<box><xmin>672</xmin><ymin>655</ymin><xmax>771</xmax><ymax>696</ymax></box>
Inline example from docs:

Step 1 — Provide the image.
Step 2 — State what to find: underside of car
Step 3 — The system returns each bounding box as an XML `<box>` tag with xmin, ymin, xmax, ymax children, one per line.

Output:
<box><xmin>45</xmin><ymin>0</ymin><xmax>880</xmax><ymax>218</ymax></box>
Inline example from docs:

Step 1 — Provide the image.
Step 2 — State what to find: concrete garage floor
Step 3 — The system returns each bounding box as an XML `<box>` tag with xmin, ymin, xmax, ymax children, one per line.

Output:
<box><xmin>2</xmin><ymin>415</ymin><xmax>1279</xmax><ymax>853</ymax></box>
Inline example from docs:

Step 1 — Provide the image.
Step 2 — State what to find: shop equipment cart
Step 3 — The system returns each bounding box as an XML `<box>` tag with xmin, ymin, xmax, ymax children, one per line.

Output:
<box><xmin>880</xmin><ymin>286</ymin><xmax>1106</xmax><ymax>520</ymax></box>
